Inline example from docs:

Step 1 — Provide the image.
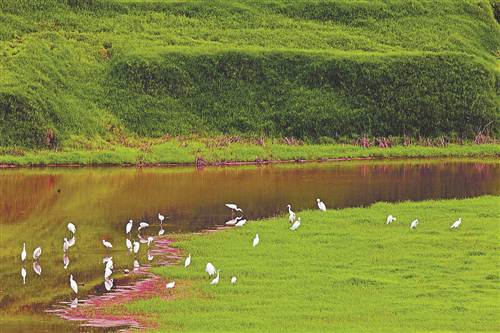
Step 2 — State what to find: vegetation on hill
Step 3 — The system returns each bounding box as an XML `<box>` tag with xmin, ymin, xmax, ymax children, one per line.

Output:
<box><xmin>0</xmin><ymin>0</ymin><xmax>499</xmax><ymax>148</ymax></box>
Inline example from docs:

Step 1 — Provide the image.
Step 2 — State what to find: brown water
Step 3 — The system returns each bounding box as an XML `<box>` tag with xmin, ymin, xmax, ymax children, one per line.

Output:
<box><xmin>0</xmin><ymin>159</ymin><xmax>498</xmax><ymax>331</ymax></box>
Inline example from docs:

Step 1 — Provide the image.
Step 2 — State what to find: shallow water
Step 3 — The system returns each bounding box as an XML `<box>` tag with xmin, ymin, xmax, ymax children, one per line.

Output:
<box><xmin>0</xmin><ymin>159</ymin><xmax>498</xmax><ymax>331</ymax></box>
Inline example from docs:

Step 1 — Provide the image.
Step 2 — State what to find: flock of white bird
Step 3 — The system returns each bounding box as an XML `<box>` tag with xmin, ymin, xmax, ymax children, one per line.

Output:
<box><xmin>19</xmin><ymin>198</ymin><xmax>463</xmax><ymax>305</ymax></box>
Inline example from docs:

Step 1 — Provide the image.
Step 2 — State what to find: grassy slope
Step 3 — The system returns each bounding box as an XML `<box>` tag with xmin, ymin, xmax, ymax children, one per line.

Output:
<box><xmin>0</xmin><ymin>141</ymin><xmax>499</xmax><ymax>166</ymax></box>
<box><xmin>0</xmin><ymin>0</ymin><xmax>499</xmax><ymax>148</ymax></box>
<box><xmin>128</xmin><ymin>196</ymin><xmax>500</xmax><ymax>332</ymax></box>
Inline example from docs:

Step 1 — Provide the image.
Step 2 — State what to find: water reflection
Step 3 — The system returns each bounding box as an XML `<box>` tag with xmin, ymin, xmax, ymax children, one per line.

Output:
<box><xmin>0</xmin><ymin>159</ymin><xmax>498</xmax><ymax>330</ymax></box>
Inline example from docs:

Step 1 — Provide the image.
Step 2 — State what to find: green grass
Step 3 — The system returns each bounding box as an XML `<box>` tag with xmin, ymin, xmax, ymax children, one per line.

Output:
<box><xmin>128</xmin><ymin>196</ymin><xmax>500</xmax><ymax>332</ymax></box>
<box><xmin>0</xmin><ymin>140</ymin><xmax>499</xmax><ymax>166</ymax></box>
<box><xmin>0</xmin><ymin>0</ymin><xmax>499</xmax><ymax>148</ymax></box>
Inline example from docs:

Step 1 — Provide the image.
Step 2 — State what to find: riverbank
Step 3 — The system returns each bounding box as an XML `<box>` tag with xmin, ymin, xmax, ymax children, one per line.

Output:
<box><xmin>1</xmin><ymin>141</ymin><xmax>499</xmax><ymax>167</ymax></box>
<box><xmin>127</xmin><ymin>196</ymin><xmax>499</xmax><ymax>332</ymax></box>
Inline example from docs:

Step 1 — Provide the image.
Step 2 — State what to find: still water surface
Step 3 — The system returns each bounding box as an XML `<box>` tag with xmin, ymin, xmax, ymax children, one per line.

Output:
<box><xmin>0</xmin><ymin>159</ymin><xmax>498</xmax><ymax>331</ymax></box>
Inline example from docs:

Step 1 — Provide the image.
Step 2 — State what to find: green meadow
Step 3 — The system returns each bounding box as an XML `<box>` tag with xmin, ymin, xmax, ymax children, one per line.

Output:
<box><xmin>129</xmin><ymin>196</ymin><xmax>500</xmax><ymax>332</ymax></box>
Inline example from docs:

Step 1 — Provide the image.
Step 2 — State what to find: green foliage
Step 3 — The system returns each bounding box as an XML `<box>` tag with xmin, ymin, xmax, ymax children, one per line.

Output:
<box><xmin>0</xmin><ymin>0</ymin><xmax>499</xmax><ymax>148</ymax></box>
<box><xmin>129</xmin><ymin>196</ymin><xmax>500</xmax><ymax>332</ymax></box>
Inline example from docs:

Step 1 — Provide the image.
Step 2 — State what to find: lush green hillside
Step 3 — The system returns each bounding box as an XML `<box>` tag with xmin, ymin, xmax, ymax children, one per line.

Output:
<box><xmin>0</xmin><ymin>0</ymin><xmax>499</xmax><ymax>148</ymax></box>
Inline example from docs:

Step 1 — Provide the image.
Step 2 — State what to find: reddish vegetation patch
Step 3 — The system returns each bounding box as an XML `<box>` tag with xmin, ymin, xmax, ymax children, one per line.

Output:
<box><xmin>50</xmin><ymin>238</ymin><xmax>182</xmax><ymax>331</ymax></box>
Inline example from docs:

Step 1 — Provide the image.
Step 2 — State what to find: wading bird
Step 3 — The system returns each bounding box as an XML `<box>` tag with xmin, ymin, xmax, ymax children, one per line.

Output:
<box><xmin>102</xmin><ymin>240</ymin><xmax>113</xmax><ymax>249</ymax></box>
<box><xmin>21</xmin><ymin>267</ymin><xmax>26</xmax><ymax>284</ymax></box>
<box><xmin>450</xmin><ymin>218</ymin><xmax>462</xmax><ymax>230</ymax></box>
<box><xmin>287</xmin><ymin>205</ymin><xmax>296</xmax><ymax>224</ymax></box>
<box><xmin>104</xmin><ymin>266</ymin><xmax>112</xmax><ymax>279</ymax></box>
<box><xmin>253</xmin><ymin>234</ymin><xmax>260</xmax><ymax>247</ymax></box>
<box><xmin>386</xmin><ymin>215</ymin><xmax>396</xmax><ymax>224</ymax></box>
<box><xmin>147</xmin><ymin>236</ymin><xmax>153</xmax><ymax>247</ymax></box>
<box><xmin>158</xmin><ymin>214</ymin><xmax>165</xmax><ymax>223</ymax></box>
<box><xmin>225</xmin><ymin>203</ymin><xmax>243</xmax><ymax>213</ymax></box>
<box><xmin>67</xmin><ymin>236</ymin><xmax>75</xmax><ymax>247</ymax></box>
<box><xmin>317</xmin><ymin>198</ymin><xmax>327</xmax><ymax>212</ymax></box>
<box><xmin>231</xmin><ymin>276</ymin><xmax>237</xmax><ymax>284</ymax></box>
<box><xmin>63</xmin><ymin>238</ymin><xmax>70</xmax><ymax>252</ymax></box>
<box><xmin>185</xmin><ymin>254</ymin><xmax>191</xmax><ymax>268</ymax></box>
<box><xmin>67</xmin><ymin>222</ymin><xmax>76</xmax><ymax>234</ymax></box>
<box><xmin>63</xmin><ymin>254</ymin><xmax>70</xmax><ymax>269</ymax></box>
<box><xmin>290</xmin><ymin>217</ymin><xmax>301</xmax><ymax>231</ymax></box>
<box><xmin>69</xmin><ymin>274</ymin><xmax>78</xmax><ymax>294</ymax></box>
<box><xmin>166</xmin><ymin>281</ymin><xmax>175</xmax><ymax>289</ymax></box>
<box><xmin>126</xmin><ymin>220</ymin><xmax>133</xmax><ymax>234</ymax></box>
<box><xmin>126</xmin><ymin>238</ymin><xmax>132</xmax><ymax>252</ymax></box>
<box><xmin>410</xmin><ymin>219</ymin><xmax>419</xmax><ymax>229</ymax></box>
<box><xmin>235</xmin><ymin>219</ymin><xmax>247</xmax><ymax>227</ymax></box>
<box><xmin>21</xmin><ymin>242</ymin><xmax>26</xmax><ymax>262</ymax></box>
<box><xmin>138</xmin><ymin>222</ymin><xmax>149</xmax><ymax>231</ymax></box>
<box><xmin>133</xmin><ymin>241</ymin><xmax>140</xmax><ymax>254</ymax></box>
<box><xmin>210</xmin><ymin>270</ymin><xmax>221</xmax><ymax>285</ymax></box>
<box><xmin>33</xmin><ymin>262</ymin><xmax>42</xmax><ymax>275</ymax></box>
<box><xmin>205</xmin><ymin>263</ymin><xmax>216</xmax><ymax>277</ymax></box>
<box><xmin>225</xmin><ymin>216</ymin><xmax>242</xmax><ymax>226</ymax></box>
<box><xmin>33</xmin><ymin>246</ymin><xmax>42</xmax><ymax>260</ymax></box>
<box><xmin>104</xmin><ymin>278</ymin><xmax>113</xmax><ymax>291</ymax></box>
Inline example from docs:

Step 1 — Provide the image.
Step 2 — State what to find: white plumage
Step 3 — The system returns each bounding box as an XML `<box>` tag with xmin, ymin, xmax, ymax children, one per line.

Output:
<box><xmin>317</xmin><ymin>198</ymin><xmax>327</xmax><ymax>212</ymax></box>
<box><xmin>33</xmin><ymin>246</ymin><xmax>42</xmax><ymax>260</ymax></box>
<box><xmin>235</xmin><ymin>219</ymin><xmax>247</xmax><ymax>227</ymax></box>
<box><xmin>287</xmin><ymin>205</ymin><xmax>296</xmax><ymax>223</ymax></box>
<box><xmin>290</xmin><ymin>217</ymin><xmax>301</xmax><ymax>231</ymax></box>
<box><xmin>166</xmin><ymin>281</ymin><xmax>175</xmax><ymax>289</ymax></box>
<box><xmin>252</xmin><ymin>234</ymin><xmax>260</xmax><ymax>247</ymax></box>
<box><xmin>67</xmin><ymin>222</ymin><xmax>76</xmax><ymax>234</ymax></box>
<box><xmin>386</xmin><ymin>215</ymin><xmax>396</xmax><ymax>224</ymax></box>
<box><xmin>410</xmin><ymin>219</ymin><xmax>419</xmax><ymax>229</ymax></box>
<box><xmin>138</xmin><ymin>222</ymin><xmax>149</xmax><ymax>231</ymax></box>
<box><xmin>210</xmin><ymin>270</ymin><xmax>221</xmax><ymax>285</ymax></box>
<box><xmin>225</xmin><ymin>203</ymin><xmax>243</xmax><ymax>212</ymax></box>
<box><xmin>231</xmin><ymin>276</ymin><xmax>237</xmax><ymax>284</ymax></box>
<box><xmin>21</xmin><ymin>267</ymin><xmax>26</xmax><ymax>284</ymax></box>
<box><xmin>102</xmin><ymin>240</ymin><xmax>113</xmax><ymax>248</ymax></box>
<box><xmin>21</xmin><ymin>242</ymin><xmax>26</xmax><ymax>262</ymax></box>
<box><xmin>450</xmin><ymin>218</ymin><xmax>462</xmax><ymax>229</ymax></box>
<box><xmin>225</xmin><ymin>216</ymin><xmax>242</xmax><ymax>225</ymax></box>
<box><xmin>33</xmin><ymin>262</ymin><xmax>42</xmax><ymax>275</ymax></box>
<box><xmin>125</xmin><ymin>220</ymin><xmax>133</xmax><ymax>234</ymax></box>
<box><xmin>205</xmin><ymin>262</ymin><xmax>216</xmax><ymax>276</ymax></box>
<box><xmin>104</xmin><ymin>278</ymin><xmax>113</xmax><ymax>291</ymax></box>
<box><xmin>133</xmin><ymin>241</ymin><xmax>140</xmax><ymax>254</ymax></box>
<box><xmin>126</xmin><ymin>238</ymin><xmax>133</xmax><ymax>251</ymax></box>
<box><xmin>69</xmin><ymin>274</ymin><xmax>78</xmax><ymax>294</ymax></box>
<box><xmin>185</xmin><ymin>254</ymin><xmax>191</xmax><ymax>268</ymax></box>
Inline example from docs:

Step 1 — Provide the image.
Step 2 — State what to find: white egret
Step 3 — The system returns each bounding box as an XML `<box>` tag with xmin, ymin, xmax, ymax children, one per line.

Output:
<box><xmin>69</xmin><ymin>274</ymin><xmax>78</xmax><ymax>294</ymax></box>
<box><xmin>63</xmin><ymin>238</ymin><xmax>70</xmax><ymax>252</ymax></box>
<box><xmin>105</xmin><ymin>258</ymin><xmax>114</xmax><ymax>271</ymax></box>
<box><xmin>287</xmin><ymin>205</ymin><xmax>296</xmax><ymax>224</ymax></box>
<box><xmin>386</xmin><ymin>215</ymin><xmax>396</xmax><ymax>224</ymax></box>
<box><xmin>235</xmin><ymin>219</ymin><xmax>247</xmax><ymax>227</ymax></box>
<box><xmin>21</xmin><ymin>267</ymin><xmax>27</xmax><ymax>284</ymax></box>
<box><xmin>290</xmin><ymin>217</ymin><xmax>301</xmax><ymax>231</ymax></box>
<box><xmin>185</xmin><ymin>254</ymin><xmax>191</xmax><ymax>268</ymax></box>
<box><xmin>138</xmin><ymin>222</ymin><xmax>149</xmax><ymax>231</ymax></box>
<box><xmin>63</xmin><ymin>254</ymin><xmax>70</xmax><ymax>269</ymax></box>
<box><xmin>210</xmin><ymin>270</ymin><xmax>221</xmax><ymax>285</ymax></box>
<box><xmin>104</xmin><ymin>278</ymin><xmax>113</xmax><ymax>291</ymax></box>
<box><xmin>317</xmin><ymin>198</ymin><xmax>327</xmax><ymax>212</ymax></box>
<box><xmin>410</xmin><ymin>219</ymin><xmax>419</xmax><ymax>229</ymax></box>
<box><xmin>33</xmin><ymin>262</ymin><xmax>42</xmax><ymax>275</ymax></box>
<box><xmin>67</xmin><ymin>222</ymin><xmax>76</xmax><ymax>234</ymax></box>
<box><xmin>102</xmin><ymin>240</ymin><xmax>113</xmax><ymax>249</ymax></box>
<box><xmin>158</xmin><ymin>214</ymin><xmax>165</xmax><ymax>223</ymax></box>
<box><xmin>21</xmin><ymin>242</ymin><xmax>26</xmax><ymax>262</ymax></box>
<box><xmin>205</xmin><ymin>262</ymin><xmax>216</xmax><ymax>276</ymax></box>
<box><xmin>102</xmin><ymin>256</ymin><xmax>113</xmax><ymax>264</ymax></box>
<box><xmin>225</xmin><ymin>203</ymin><xmax>243</xmax><ymax>213</ymax></box>
<box><xmin>225</xmin><ymin>216</ymin><xmax>242</xmax><ymax>226</ymax></box>
<box><xmin>252</xmin><ymin>234</ymin><xmax>260</xmax><ymax>247</ymax></box>
<box><xmin>33</xmin><ymin>246</ymin><xmax>42</xmax><ymax>260</ymax></box>
<box><xmin>147</xmin><ymin>252</ymin><xmax>154</xmax><ymax>261</ymax></box>
<box><xmin>147</xmin><ymin>236</ymin><xmax>153</xmax><ymax>247</ymax></box>
<box><xmin>125</xmin><ymin>220</ymin><xmax>133</xmax><ymax>234</ymax></box>
<box><xmin>67</xmin><ymin>236</ymin><xmax>75</xmax><ymax>247</ymax></box>
<box><xmin>104</xmin><ymin>266</ymin><xmax>113</xmax><ymax>279</ymax></box>
<box><xmin>126</xmin><ymin>238</ymin><xmax>133</xmax><ymax>252</ymax></box>
<box><xmin>133</xmin><ymin>241</ymin><xmax>140</xmax><ymax>254</ymax></box>
<box><xmin>231</xmin><ymin>276</ymin><xmax>237</xmax><ymax>284</ymax></box>
<box><xmin>450</xmin><ymin>218</ymin><xmax>462</xmax><ymax>230</ymax></box>
<box><xmin>70</xmin><ymin>298</ymin><xmax>78</xmax><ymax>308</ymax></box>
<box><xmin>166</xmin><ymin>281</ymin><xmax>175</xmax><ymax>289</ymax></box>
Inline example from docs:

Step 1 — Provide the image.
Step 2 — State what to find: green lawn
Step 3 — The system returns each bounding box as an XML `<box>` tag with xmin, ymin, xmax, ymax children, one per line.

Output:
<box><xmin>128</xmin><ymin>196</ymin><xmax>500</xmax><ymax>332</ymax></box>
<box><xmin>1</xmin><ymin>141</ymin><xmax>499</xmax><ymax>166</ymax></box>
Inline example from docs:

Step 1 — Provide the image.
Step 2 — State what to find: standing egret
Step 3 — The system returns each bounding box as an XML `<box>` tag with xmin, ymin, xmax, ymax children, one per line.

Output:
<box><xmin>67</xmin><ymin>222</ymin><xmax>76</xmax><ymax>234</ymax></box>
<box><xmin>126</xmin><ymin>238</ymin><xmax>133</xmax><ymax>252</ymax></box>
<box><xmin>21</xmin><ymin>242</ymin><xmax>26</xmax><ymax>262</ymax></box>
<box><xmin>317</xmin><ymin>198</ymin><xmax>327</xmax><ymax>212</ymax></box>
<box><xmin>225</xmin><ymin>216</ymin><xmax>242</xmax><ymax>226</ymax></box>
<box><xmin>158</xmin><ymin>214</ymin><xmax>165</xmax><ymax>223</ymax></box>
<box><xmin>231</xmin><ymin>276</ymin><xmax>237</xmax><ymax>284</ymax></box>
<box><xmin>21</xmin><ymin>267</ymin><xmax>27</xmax><ymax>284</ymax></box>
<box><xmin>69</xmin><ymin>274</ymin><xmax>78</xmax><ymax>294</ymax></box>
<box><xmin>70</xmin><ymin>298</ymin><xmax>78</xmax><ymax>308</ymax></box>
<box><xmin>104</xmin><ymin>257</ymin><xmax>114</xmax><ymax>270</ymax></box>
<box><xmin>286</xmin><ymin>205</ymin><xmax>296</xmax><ymax>224</ymax></box>
<box><xmin>205</xmin><ymin>263</ymin><xmax>216</xmax><ymax>276</ymax></box>
<box><xmin>252</xmin><ymin>234</ymin><xmax>260</xmax><ymax>247</ymax></box>
<box><xmin>33</xmin><ymin>262</ymin><xmax>42</xmax><ymax>275</ymax></box>
<box><xmin>102</xmin><ymin>240</ymin><xmax>113</xmax><ymax>249</ymax></box>
<box><xmin>63</xmin><ymin>254</ymin><xmax>70</xmax><ymax>269</ymax></box>
<box><xmin>185</xmin><ymin>254</ymin><xmax>191</xmax><ymax>268</ymax></box>
<box><xmin>290</xmin><ymin>217</ymin><xmax>301</xmax><ymax>231</ymax></box>
<box><xmin>225</xmin><ymin>203</ymin><xmax>243</xmax><ymax>213</ymax></box>
<box><xmin>450</xmin><ymin>218</ymin><xmax>462</xmax><ymax>230</ymax></box>
<box><xmin>133</xmin><ymin>241</ymin><xmax>140</xmax><ymax>254</ymax></box>
<box><xmin>125</xmin><ymin>220</ymin><xmax>133</xmax><ymax>234</ymax></box>
<box><xmin>210</xmin><ymin>270</ymin><xmax>221</xmax><ymax>285</ymax></box>
<box><xmin>33</xmin><ymin>247</ymin><xmax>42</xmax><ymax>260</ymax></box>
<box><xmin>166</xmin><ymin>281</ymin><xmax>175</xmax><ymax>289</ymax></box>
<box><xmin>386</xmin><ymin>215</ymin><xmax>396</xmax><ymax>224</ymax></box>
<box><xmin>104</xmin><ymin>266</ymin><xmax>113</xmax><ymax>279</ymax></box>
<box><xmin>235</xmin><ymin>219</ymin><xmax>247</xmax><ymax>227</ymax></box>
<box><xmin>104</xmin><ymin>278</ymin><xmax>113</xmax><ymax>291</ymax></box>
<box><xmin>410</xmin><ymin>219</ymin><xmax>419</xmax><ymax>229</ymax></box>
<box><xmin>138</xmin><ymin>222</ymin><xmax>149</xmax><ymax>231</ymax></box>
<box><xmin>147</xmin><ymin>236</ymin><xmax>154</xmax><ymax>247</ymax></box>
